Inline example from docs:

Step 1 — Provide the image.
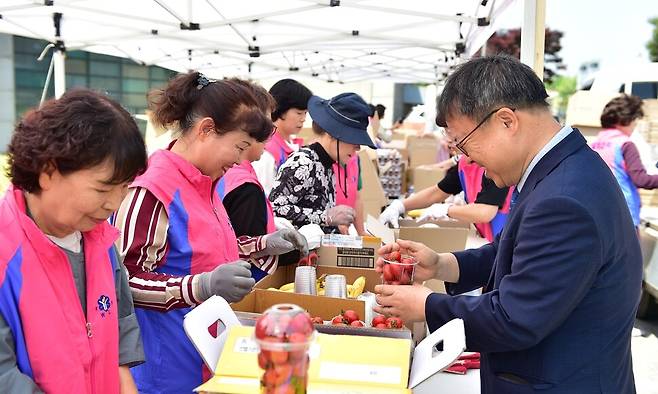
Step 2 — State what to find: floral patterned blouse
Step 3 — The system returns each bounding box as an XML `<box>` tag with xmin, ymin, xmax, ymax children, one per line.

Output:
<box><xmin>269</xmin><ymin>143</ymin><xmax>337</xmax><ymax>231</ymax></box>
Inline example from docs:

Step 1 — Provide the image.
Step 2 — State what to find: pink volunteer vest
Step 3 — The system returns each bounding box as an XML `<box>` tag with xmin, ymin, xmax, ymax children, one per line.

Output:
<box><xmin>129</xmin><ymin>148</ymin><xmax>239</xmax><ymax>392</ymax></box>
<box><xmin>265</xmin><ymin>131</ymin><xmax>296</xmax><ymax>170</ymax></box>
<box><xmin>334</xmin><ymin>155</ymin><xmax>359</xmax><ymax>208</ymax></box>
<box><xmin>0</xmin><ymin>186</ymin><xmax>119</xmax><ymax>394</ymax></box>
<box><xmin>457</xmin><ymin>159</ymin><xmax>513</xmax><ymax>242</ymax></box>
<box><xmin>220</xmin><ymin>160</ymin><xmax>276</xmax><ymax>234</ymax></box>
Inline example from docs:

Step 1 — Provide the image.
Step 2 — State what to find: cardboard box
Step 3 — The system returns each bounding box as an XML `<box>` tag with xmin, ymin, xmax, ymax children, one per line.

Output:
<box><xmin>398</xmin><ymin>218</ymin><xmax>472</xmax><ymax>231</ymax></box>
<box><xmin>359</xmin><ymin>150</ymin><xmax>388</xmax><ymax>218</ymax></box>
<box><xmin>410</xmin><ymin>165</ymin><xmax>446</xmax><ymax>192</ymax></box>
<box><xmin>406</xmin><ymin>135</ymin><xmax>439</xmax><ymax>168</ymax></box>
<box><xmin>316</xmin><ymin>234</ymin><xmax>382</xmax><ymax>268</ymax></box>
<box><xmin>232</xmin><ymin>265</ymin><xmax>382</xmax><ymax>322</ymax></box>
<box><xmin>195</xmin><ymin>319</ymin><xmax>467</xmax><ymax>393</ymax></box>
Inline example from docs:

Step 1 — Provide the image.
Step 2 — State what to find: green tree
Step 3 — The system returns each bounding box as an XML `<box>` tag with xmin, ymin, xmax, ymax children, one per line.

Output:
<box><xmin>648</xmin><ymin>17</ymin><xmax>658</xmax><ymax>62</ymax></box>
<box><xmin>546</xmin><ymin>75</ymin><xmax>577</xmax><ymax>120</ymax></box>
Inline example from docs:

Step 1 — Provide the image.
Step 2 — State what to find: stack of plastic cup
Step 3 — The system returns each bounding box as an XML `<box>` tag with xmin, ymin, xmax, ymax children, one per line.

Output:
<box><xmin>294</xmin><ymin>266</ymin><xmax>317</xmax><ymax>295</ymax></box>
<box><xmin>324</xmin><ymin>274</ymin><xmax>347</xmax><ymax>298</ymax></box>
<box><xmin>254</xmin><ymin>304</ymin><xmax>315</xmax><ymax>393</ymax></box>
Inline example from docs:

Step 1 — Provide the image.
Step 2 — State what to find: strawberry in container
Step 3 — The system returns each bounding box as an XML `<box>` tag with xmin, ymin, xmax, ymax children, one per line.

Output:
<box><xmin>381</xmin><ymin>250</ymin><xmax>417</xmax><ymax>285</ymax></box>
<box><xmin>254</xmin><ymin>304</ymin><xmax>316</xmax><ymax>394</ymax></box>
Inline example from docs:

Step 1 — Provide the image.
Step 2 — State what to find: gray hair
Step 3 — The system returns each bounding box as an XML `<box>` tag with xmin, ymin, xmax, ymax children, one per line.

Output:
<box><xmin>436</xmin><ymin>55</ymin><xmax>549</xmax><ymax>127</ymax></box>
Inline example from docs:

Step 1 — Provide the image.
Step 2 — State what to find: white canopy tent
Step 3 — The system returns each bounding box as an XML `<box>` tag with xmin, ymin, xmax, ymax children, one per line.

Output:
<box><xmin>0</xmin><ymin>0</ymin><xmax>536</xmax><ymax>96</ymax></box>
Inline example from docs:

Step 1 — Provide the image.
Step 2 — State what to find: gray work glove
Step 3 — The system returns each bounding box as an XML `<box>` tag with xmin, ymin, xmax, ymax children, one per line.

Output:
<box><xmin>252</xmin><ymin>228</ymin><xmax>309</xmax><ymax>258</ymax></box>
<box><xmin>325</xmin><ymin>205</ymin><xmax>355</xmax><ymax>226</ymax></box>
<box><xmin>197</xmin><ymin>260</ymin><xmax>255</xmax><ymax>303</ymax></box>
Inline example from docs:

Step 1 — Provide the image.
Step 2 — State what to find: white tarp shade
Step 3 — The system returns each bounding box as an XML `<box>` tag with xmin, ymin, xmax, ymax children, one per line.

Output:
<box><xmin>0</xmin><ymin>0</ymin><xmax>516</xmax><ymax>83</ymax></box>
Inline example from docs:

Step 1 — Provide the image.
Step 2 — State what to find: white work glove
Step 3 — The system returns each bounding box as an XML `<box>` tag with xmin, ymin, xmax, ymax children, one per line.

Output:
<box><xmin>252</xmin><ymin>228</ymin><xmax>309</xmax><ymax>258</ymax></box>
<box><xmin>197</xmin><ymin>260</ymin><xmax>255</xmax><ymax>303</ymax></box>
<box><xmin>325</xmin><ymin>205</ymin><xmax>355</xmax><ymax>226</ymax></box>
<box><xmin>417</xmin><ymin>203</ymin><xmax>452</xmax><ymax>222</ymax></box>
<box><xmin>379</xmin><ymin>199</ymin><xmax>406</xmax><ymax>228</ymax></box>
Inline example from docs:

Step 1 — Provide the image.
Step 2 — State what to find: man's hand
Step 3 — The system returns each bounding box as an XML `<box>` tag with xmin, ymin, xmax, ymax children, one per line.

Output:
<box><xmin>374</xmin><ymin>284</ymin><xmax>433</xmax><ymax>323</ymax></box>
<box><xmin>376</xmin><ymin>239</ymin><xmax>439</xmax><ymax>283</ymax></box>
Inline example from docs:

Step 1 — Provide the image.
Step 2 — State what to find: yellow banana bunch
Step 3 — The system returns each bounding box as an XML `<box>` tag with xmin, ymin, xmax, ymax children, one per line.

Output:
<box><xmin>348</xmin><ymin>276</ymin><xmax>366</xmax><ymax>298</ymax></box>
<box><xmin>278</xmin><ymin>283</ymin><xmax>294</xmax><ymax>292</ymax></box>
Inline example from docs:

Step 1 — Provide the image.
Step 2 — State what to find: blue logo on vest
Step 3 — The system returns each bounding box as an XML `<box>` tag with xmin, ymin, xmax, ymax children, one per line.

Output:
<box><xmin>96</xmin><ymin>295</ymin><xmax>112</xmax><ymax>317</ymax></box>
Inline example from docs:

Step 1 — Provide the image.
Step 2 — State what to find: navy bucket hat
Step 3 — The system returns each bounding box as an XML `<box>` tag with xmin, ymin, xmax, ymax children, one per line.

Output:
<box><xmin>308</xmin><ymin>92</ymin><xmax>376</xmax><ymax>149</ymax></box>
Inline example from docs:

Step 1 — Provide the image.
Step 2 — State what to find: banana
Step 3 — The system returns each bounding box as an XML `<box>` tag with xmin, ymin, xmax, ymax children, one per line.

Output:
<box><xmin>267</xmin><ymin>287</ymin><xmax>280</xmax><ymax>291</ymax></box>
<box><xmin>279</xmin><ymin>282</ymin><xmax>294</xmax><ymax>292</ymax></box>
<box><xmin>351</xmin><ymin>276</ymin><xmax>366</xmax><ymax>298</ymax></box>
<box><xmin>347</xmin><ymin>284</ymin><xmax>354</xmax><ymax>298</ymax></box>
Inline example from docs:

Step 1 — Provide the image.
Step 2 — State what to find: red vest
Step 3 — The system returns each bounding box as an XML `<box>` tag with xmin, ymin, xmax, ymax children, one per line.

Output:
<box><xmin>0</xmin><ymin>186</ymin><xmax>119</xmax><ymax>394</ymax></box>
<box><xmin>334</xmin><ymin>155</ymin><xmax>360</xmax><ymax>208</ymax></box>
<box><xmin>457</xmin><ymin>159</ymin><xmax>513</xmax><ymax>242</ymax></box>
<box><xmin>129</xmin><ymin>148</ymin><xmax>239</xmax><ymax>393</ymax></box>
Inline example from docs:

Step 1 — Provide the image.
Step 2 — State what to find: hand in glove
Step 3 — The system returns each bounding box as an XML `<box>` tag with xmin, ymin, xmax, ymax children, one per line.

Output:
<box><xmin>379</xmin><ymin>199</ymin><xmax>405</xmax><ymax>228</ymax></box>
<box><xmin>197</xmin><ymin>260</ymin><xmax>255</xmax><ymax>303</ymax></box>
<box><xmin>252</xmin><ymin>228</ymin><xmax>309</xmax><ymax>258</ymax></box>
<box><xmin>417</xmin><ymin>203</ymin><xmax>451</xmax><ymax>222</ymax></box>
<box><xmin>325</xmin><ymin>205</ymin><xmax>355</xmax><ymax>226</ymax></box>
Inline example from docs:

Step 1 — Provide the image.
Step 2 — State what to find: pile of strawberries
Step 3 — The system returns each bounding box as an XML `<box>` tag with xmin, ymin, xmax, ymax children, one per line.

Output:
<box><xmin>311</xmin><ymin>310</ymin><xmax>405</xmax><ymax>330</ymax></box>
<box><xmin>382</xmin><ymin>251</ymin><xmax>416</xmax><ymax>285</ymax></box>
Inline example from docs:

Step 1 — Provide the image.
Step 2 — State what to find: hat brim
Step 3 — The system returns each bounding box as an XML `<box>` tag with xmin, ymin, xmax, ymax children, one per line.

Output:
<box><xmin>308</xmin><ymin>96</ymin><xmax>377</xmax><ymax>149</ymax></box>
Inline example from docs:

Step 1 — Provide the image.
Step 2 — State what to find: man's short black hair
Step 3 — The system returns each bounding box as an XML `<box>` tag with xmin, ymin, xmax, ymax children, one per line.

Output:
<box><xmin>269</xmin><ymin>79</ymin><xmax>312</xmax><ymax>121</ymax></box>
<box><xmin>436</xmin><ymin>55</ymin><xmax>549</xmax><ymax>127</ymax></box>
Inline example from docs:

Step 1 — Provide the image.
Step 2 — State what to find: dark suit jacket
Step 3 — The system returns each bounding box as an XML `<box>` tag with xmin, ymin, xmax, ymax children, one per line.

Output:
<box><xmin>425</xmin><ymin>130</ymin><xmax>642</xmax><ymax>393</ymax></box>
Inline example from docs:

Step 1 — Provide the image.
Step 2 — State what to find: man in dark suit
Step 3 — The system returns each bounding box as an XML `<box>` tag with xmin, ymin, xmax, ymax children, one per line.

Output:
<box><xmin>374</xmin><ymin>55</ymin><xmax>641</xmax><ymax>393</ymax></box>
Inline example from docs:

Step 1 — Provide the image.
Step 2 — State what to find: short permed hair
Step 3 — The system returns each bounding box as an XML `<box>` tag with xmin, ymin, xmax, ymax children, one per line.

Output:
<box><xmin>600</xmin><ymin>94</ymin><xmax>644</xmax><ymax>129</ymax></box>
<box><xmin>8</xmin><ymin>89</ymin><xmax>147</xmax><ymax>193</ymax></box>
<box><xmin>269</xmin><ymin>79</ymin><xmax>313</xmax><ymax>121</ymax></box>
<box><xmin>436</xmin><ymin>55</ymin><xmax>549</xmax><ymax>127</ymax></box>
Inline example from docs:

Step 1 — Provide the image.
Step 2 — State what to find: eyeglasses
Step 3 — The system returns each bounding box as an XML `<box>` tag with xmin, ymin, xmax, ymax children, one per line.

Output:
<box><xmin>443</xmin><ymin>107</ymin><xmax>514</xmax><ymax>156</ymax></box>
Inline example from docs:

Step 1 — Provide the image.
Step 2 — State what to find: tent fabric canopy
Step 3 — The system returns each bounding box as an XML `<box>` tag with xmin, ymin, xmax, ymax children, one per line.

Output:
<box><xmin>0</xmin><ymin>0</ymin><xmax>516</xmax><ymax>83</ymax></box>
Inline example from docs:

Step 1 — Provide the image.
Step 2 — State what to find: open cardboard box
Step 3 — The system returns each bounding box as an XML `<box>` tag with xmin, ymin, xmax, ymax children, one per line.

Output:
<box><xmin>232</xmin><ymin>265</ymin><xmax>382</xmax><ymax>323</ymax></box>
<box><xmin>195</xmin><ymin>317</ymin><xmax>467</xmax><ymax>393</ymax></box>
<box><xmin>398</xmin><ymin>218</ymin><xmax>471</xmax><ymax>230</ymax></box>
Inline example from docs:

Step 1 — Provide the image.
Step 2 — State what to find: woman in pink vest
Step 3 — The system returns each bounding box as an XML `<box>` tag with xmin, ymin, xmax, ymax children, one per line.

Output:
<box><xmin>253</xmin><ymin>79</ymin><xmax>313</xmax><ymax>195</ymax></box>
<box><xmin>380</xmin><ymin>155</ymin><xmax>513</xmax><ymax>242</ymax></box>
<box><xmin>309</xmin><ymin>125</ymin><xmax>367</xmax><ymax>235</ymax></box>
<box><xmin>218</xmin><ymin>86</ymin><xmax>301</xmax><ymax>281</ymax></box>
<box><xmin>113</xmin><ymin>72</ymin><xmax>307</xmax><ymax>393</ymax></box>
<box><xmin>590</xmin><ymin>94</ymin><xmax>658</xmax><ymax>227</ymax></box>
<box><xmin>270</xmin><ymin>93</ymin><xmax>376</xmax><ymax>233</ymax></box>
<box><xmin>0</xmin><ymin>89</ymin><xmax>148</xmax><ymax>393</ymax></box>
